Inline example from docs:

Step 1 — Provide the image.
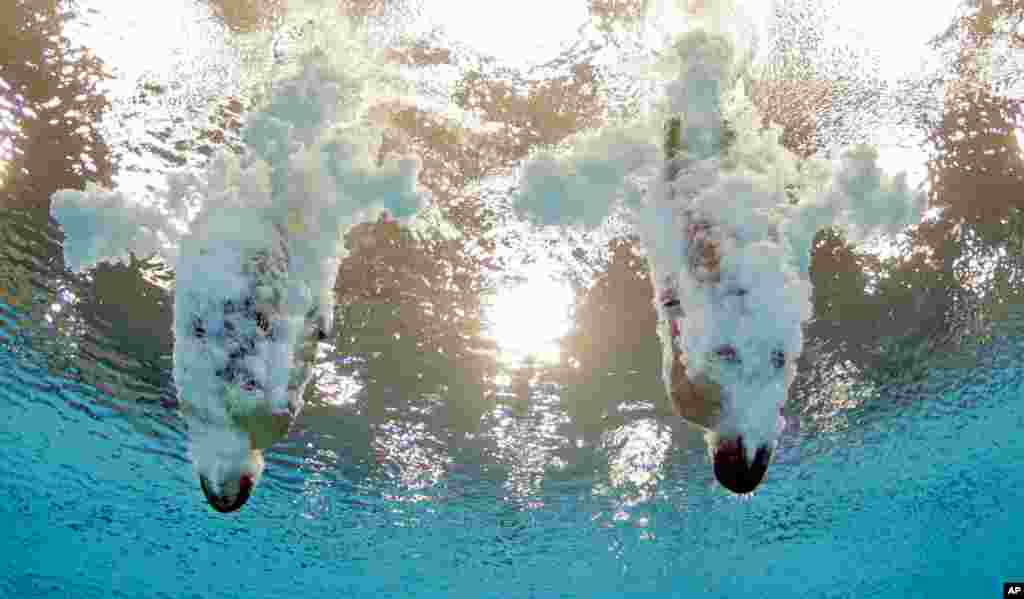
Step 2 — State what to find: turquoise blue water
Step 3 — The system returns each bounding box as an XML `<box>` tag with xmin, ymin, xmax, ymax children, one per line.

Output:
<box><xmin>3</xmin><ymin>288</ymin><xmax>1022</xmax><ymax>597</ymax></box>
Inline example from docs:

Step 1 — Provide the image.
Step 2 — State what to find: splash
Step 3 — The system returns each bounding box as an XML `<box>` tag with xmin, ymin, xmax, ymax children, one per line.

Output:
<box><xmin>51</xmin><ymin>19</ymin><xmax>426</xmax><ymax>510</ymax></box>
<box><xmin>513</xmin><ymin>3</ymin><xmax>925</xmax><ymax>463</ymax></box>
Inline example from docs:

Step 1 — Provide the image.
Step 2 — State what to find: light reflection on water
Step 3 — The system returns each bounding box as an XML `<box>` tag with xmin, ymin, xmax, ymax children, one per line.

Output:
<box><xmin>603</xmin><ymin>418</ymin><xmax>672</xmax><ymax>505</ymax></box>
<box><xmin>422</xmin><ymin>0</ymin><xmax>589</xmax><ymax>68</ymax></box>
<box><xmin>312</xmin><ymin>344</ymin><xmax>364</xmax><ymax>406</ymax></box>
<box><xmin>486</xmin><ymin>383</ymin><xmax>571</xmax><ymax>506</ymax></box>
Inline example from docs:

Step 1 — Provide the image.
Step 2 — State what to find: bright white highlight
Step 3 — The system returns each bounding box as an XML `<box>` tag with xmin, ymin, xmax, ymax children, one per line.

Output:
<box><xmin>424</xmin><ymin>0</ymin><xmax>589</xmax><ymax>66</ymax></box>
<box><xmin>486</xmin><ymin>273</ymin><xmax>574</xmax><ymax>366</ymax></box>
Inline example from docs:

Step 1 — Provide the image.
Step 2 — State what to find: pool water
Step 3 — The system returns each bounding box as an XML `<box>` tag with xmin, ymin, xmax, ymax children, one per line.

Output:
<box><xmin>2</xmin><ymin>289</ymin><xmax>1023</xmax><ymax>597</ymax></box>
<box><xmin>3</xmin><ymin>0</ymin><xmax>1024</xmax><ymax>597</ymax></box>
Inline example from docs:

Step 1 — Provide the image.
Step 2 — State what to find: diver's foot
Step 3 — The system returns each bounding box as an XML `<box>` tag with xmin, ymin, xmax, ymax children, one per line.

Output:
<box><xmin>713</xmin><ymin>436</ymin><xmax>772</xmax><ymax>494</ymax></box>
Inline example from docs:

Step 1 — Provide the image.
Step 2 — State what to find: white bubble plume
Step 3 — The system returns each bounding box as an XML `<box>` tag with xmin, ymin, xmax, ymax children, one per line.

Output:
<box><xmin>514</xmin><ymin>2</ymin><xmax>925</xmax><ymax>463</ymax></box>
<box><xmin>51</xmin><ymin>18</ymin><xmax>426</xmax><ymax>508</ymax></box>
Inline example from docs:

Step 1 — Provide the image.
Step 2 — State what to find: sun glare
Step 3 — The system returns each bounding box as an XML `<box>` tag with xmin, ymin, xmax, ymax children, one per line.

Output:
<box><xmin>485</xmin><ymin>275</ymin><xmax>575</xmax><ymax>367</ymax></box>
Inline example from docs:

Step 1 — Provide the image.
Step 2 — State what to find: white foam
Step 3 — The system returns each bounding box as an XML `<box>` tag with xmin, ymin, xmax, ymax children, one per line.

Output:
<box><xmin>515</xmin><ymin>120</ymin><xmax>661</xmax><ymax>229</ymax></box>
<box><xmin>51</xmin><ymin>22</ymin><xmax>426</xmax><ymax>499</ymax></box>
<box><xmin>50</xmin><ymin>185</ymin><xmax>186</xmax><ymax>273</ymax></box>
<box><xmin>514</xmin><ymin>16</ymin><xmax>925</xmax><ymax>457</ymax></box>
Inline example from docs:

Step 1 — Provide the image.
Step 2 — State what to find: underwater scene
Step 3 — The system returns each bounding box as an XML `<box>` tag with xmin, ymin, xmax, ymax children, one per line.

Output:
<box><xmin>1</xmin><ymin>0</ymin><xmax>1023</xmax><ymax>597</ymax></box>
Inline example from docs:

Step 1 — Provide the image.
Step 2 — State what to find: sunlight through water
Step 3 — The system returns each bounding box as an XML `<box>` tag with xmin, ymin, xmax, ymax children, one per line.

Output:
<box><xmin>484</xmin><ymin>271</ymin><xmax>575</xmax><ymax>367</ymax></box>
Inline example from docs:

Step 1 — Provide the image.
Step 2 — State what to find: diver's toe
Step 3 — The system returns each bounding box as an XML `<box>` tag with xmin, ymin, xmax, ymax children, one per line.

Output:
<box><xmin>200</xmin><ymin>474</ymin><xmax>254</xmax><ymax>513</ymax></box>
<box><xmin>713</xmin><ymin>436</ymin><xmax>771</xmax><ymax>494</ymax></box>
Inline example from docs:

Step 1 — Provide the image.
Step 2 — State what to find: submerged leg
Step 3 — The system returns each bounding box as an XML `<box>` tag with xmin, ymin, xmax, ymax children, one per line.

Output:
<box><xmin>658</xmin><ymin>297</ymin><xmax>722</xmax><ymax>428</ymax></box>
